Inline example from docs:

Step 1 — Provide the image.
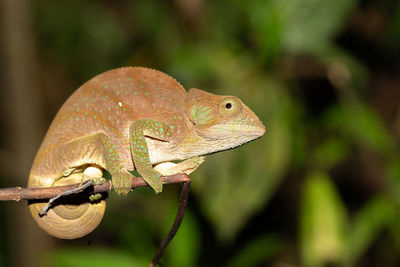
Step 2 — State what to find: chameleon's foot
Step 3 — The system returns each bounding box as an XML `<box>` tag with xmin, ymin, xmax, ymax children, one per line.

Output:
<box><xmin>89</xmin><ymin>193</ymin><xmax>103</xmax><ymax>202</ymax></box>
<box><xmin>154</xmin><ymin>156</ymin><xmax>206</xmax><ymax>176</ymax></box>
<box><xmin>83</xmin><ymin>166</ymin><xmax>105</xmax><ymax>201</ymax></box>
<box><xmin>93</xmin><ymin>177</ymin><xmax>106</xmax><ymax>185</ymax></box>
<box><xmin>111</xmin><ymin>169</ymin><xmax>134</xmax><ymax>196</ymax></box>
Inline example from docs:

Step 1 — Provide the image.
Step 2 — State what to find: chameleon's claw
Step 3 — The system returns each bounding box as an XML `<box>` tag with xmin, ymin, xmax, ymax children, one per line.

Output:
<box><xmin>142</xmin><ymin>171</ymin><xmax>163</xmax><ymax>194</ymax></box>
<box><xmin>93</xmin><ymin>177</ymin><xmax>106</xmax><ymax>185</ymax></box>
<box><xmin>88</xmin><ymin>177</ymin><xmax>106</xmax><ymax>201</ymax></box>
<box><xmin>89</xmin><ymin>193</ymin><xmax>103</xmax><ymax>202</ymax></box>
<box><xmin>112</xmin><ymin>169</ymin><xmax>134</xmax><ymax>196</ymax></box>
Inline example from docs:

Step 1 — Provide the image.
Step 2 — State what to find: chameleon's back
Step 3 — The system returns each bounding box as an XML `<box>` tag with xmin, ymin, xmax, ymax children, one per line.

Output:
<box><xmin>28</xmin><ymin>67</ymin><xmax>188</xmax><ymax>238</ymax></box>
<box><xmin>32</xmin><ymin>67</ymin><xmax>187</xmax><ymax>177</ymax></box>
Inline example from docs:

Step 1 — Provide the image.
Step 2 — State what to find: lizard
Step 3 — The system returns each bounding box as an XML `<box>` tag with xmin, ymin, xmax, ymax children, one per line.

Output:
<box><xmin>28</xmin><ymin>67</ymin><xmax>266</xmax><ymax>239</ymax></box>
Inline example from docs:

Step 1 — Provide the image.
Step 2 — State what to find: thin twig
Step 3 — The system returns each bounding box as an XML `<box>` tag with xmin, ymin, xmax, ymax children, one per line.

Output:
<box><xmin>38</xmin><ymin>179</ymin><xmax>95</xmax><ymax>216</ymax></box>
<box><xmin>150</xmin><ymin>180</ymin><xmax>191</xmax><ymax>267</ymax></box>
<box><xmin>0</xmin><ymin>173</ymin><xmax>190</xmax><ymax>201</ymax></box>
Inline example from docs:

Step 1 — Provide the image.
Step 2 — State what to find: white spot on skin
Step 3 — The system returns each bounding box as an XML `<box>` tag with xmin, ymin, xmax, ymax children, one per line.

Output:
<box><xmin>118</xmin><ymin>101</ymin><xmax>123</xmax><ymax>107</ymax></box>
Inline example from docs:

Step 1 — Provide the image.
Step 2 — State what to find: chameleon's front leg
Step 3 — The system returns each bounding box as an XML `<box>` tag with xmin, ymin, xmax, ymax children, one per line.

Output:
<box><xmin>129</xmin><ymin>120</ymin><xmax>173</xmax><ymax>193</ymax></box>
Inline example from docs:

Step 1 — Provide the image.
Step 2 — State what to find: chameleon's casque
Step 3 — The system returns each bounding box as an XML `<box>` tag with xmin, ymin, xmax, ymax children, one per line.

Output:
<box><xmin>28</xmin><ymin>67</ymin><xmax>265</xmax><ymax>239</ymax></box>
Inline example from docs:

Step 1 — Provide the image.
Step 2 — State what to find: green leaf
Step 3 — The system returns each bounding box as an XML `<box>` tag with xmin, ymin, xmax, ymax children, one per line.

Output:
<box><xmin>42</xmin><ymin>248</ymin><xmax>146</xmax><ymax>267</ymax></box>
<box><xmin>248</xmin><ymin>0</ymin><xmax>284</xmax><ymax>63</ymax></box>
<box><xmin>239</xmin><ymin>0</ymin><xmax>358</xmax><ymax>57</ymax></box>
<box><xmin>300</xmin><ymin>172</ymin><xmax>347</xmax><ymax>267</ymax></box>
<box><xmin>227</xmin><ymin>235</ymin><xmax>284</xmax><ymax>267</ymax></box>
<box><xmin>278</xmin><ymin>0</ymin><xmax>357</xmax><ymax>54</ymax></box>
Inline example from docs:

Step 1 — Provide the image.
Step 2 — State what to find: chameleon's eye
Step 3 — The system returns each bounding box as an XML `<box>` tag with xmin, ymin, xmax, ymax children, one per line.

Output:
<box><xmin>220</xmin><ymin>97</ymin><xmax>241</xmax><ymax>117</ymax></box>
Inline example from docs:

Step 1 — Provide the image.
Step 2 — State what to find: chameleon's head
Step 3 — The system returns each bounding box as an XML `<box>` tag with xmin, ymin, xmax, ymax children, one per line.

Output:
<box><xmin>184</xmin><ymin>88</ymin><xmax>265</xmax><ymax>151</ymax></box>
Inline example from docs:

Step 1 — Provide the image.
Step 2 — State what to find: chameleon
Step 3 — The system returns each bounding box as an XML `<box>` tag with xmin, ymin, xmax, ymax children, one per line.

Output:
<box><xmin>28</xmin><ymin>67</ymin><xmax>265</xmax><ymax>239</ymax></box>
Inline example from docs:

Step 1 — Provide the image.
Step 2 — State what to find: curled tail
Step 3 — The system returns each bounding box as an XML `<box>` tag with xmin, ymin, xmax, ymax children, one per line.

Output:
<box><xmin>28</xmin><ymin>170</ymin><xmax>106</xmax><ymax>239</ymax></box>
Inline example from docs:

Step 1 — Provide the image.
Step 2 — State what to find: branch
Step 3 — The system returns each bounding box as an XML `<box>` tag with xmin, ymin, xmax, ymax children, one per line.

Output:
<box><xmin>0</xmin><ymin>173</ymin><xmax>190</xmax><ymax>201</ymax></box>
<box><xmin>150</xmin><ymin>181</ymin><xmax>191</xmax><ymax>267</ymax></box>
<box><xmin>0</xmin><ymin>173</ymin><xmax>192</xmax><ymax>267</ymax></box>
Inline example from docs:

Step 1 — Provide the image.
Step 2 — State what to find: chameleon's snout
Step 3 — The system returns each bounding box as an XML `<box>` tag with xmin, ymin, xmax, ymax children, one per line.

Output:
<box><xmin>249</xmin><ymin>116</ymin><xmax>266</xmax><ymax>140</ymax></box>
<box><xmin>255</xmin><ymin>120</ymin><xmax>266</xmax><ymax>137</ymax></box>
<box><xmin>242</xmin><ymin>104</ymin><xmax>266</xmax><ymax>139</ymax></box>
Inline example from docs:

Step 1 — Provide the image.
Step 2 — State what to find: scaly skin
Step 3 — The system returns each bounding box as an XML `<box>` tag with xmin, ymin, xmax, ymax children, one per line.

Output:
<box><xmin>28</xmin><ymin>67</ymin><xmax>265</xmax><ymax>239</ymax></box>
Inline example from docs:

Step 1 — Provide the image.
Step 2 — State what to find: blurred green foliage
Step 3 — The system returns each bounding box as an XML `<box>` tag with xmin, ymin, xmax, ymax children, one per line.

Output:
<box><xmin>300</xmin><ymin>172</ymin><xmax>347</xmax><ymax>267</ymax></box>
<box><xmin>43</xmin><ymin>248</ymin><xmax>145</xmax><ymax>267</ymax></box>
<box><xmin>1</xmin><ymin>0</ymin><xmax>400</xmax><ymax>266</ymax></box>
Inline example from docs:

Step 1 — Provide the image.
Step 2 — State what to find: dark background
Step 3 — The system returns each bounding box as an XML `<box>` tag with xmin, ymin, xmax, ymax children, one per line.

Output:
<box><xmin>1</xmin><ymin>0</ymin><xmax>400</xmax><ymax>266</ymax></box>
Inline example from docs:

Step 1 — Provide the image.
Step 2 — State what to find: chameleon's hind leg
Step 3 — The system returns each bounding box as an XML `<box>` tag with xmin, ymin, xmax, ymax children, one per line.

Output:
<box><xmin>55</xmin><ymin>132</ymin><xmax>134</xmax><ymax>196</ymax></box>
<box><xmin>154</xmin><ymin>156</ymin><xmax>205</xmax><ymax>176</ymax></box>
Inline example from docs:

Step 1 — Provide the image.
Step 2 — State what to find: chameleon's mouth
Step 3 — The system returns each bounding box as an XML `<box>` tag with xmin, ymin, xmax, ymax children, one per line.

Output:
<box><xmin>144</xmin><ymin>135</ymin><xmax>169</xmax><ymax>143</ymax></box>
